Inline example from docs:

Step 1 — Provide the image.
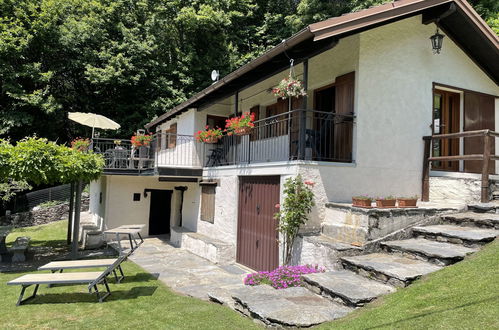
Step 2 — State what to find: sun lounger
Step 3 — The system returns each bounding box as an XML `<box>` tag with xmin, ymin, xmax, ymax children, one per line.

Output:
<box><xmin>7</xmin><ymin>255</ymin><xmax>127</xmax><ymax>306</ymax></box>
<box><xmin>38</xmin><ymin>258</ymin><xmax>125</xmax><ymax>283</ymax></box>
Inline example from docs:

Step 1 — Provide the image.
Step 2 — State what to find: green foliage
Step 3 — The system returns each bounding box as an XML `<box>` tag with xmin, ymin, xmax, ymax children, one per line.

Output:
<box><xmin>275</xmin><ymin>175</ymin><xmax>315</xmax><ymax>265</ymax></box>
<box><xmin>0</xmin><ymin>0</ymin><xmax>496</xmax><ymax>142</ymax></box>
<box><xmin>0</xmin><ymin>180</ymin><xmax>31</xmax><ymax>202</ymax></box>
<box><xmin>0</xmin><ymin>137</ymin><xmax>104</xmax><ymax>189</ymax></box>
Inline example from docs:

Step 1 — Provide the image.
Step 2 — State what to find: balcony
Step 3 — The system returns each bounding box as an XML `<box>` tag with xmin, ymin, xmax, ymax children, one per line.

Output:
<box><xmin>203</xmin><ymin>109</ymin><xmax>354</xmax><ymax>167</ymax></box>
<box><xmin>94</xmin><ymin>109</ymin><xmax>354</xmax><ymax>175</ymax></box>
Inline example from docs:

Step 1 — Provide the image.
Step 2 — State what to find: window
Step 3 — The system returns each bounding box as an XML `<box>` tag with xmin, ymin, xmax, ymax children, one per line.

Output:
<box><xmin>206</xmin><ymin>115</ymin><xmax>227</xmax><ymax>129</ymax></box>
<box><xmin>200</xmin><ymin>185</ymin><xmax>216</xmax><ymax>223</ymax></box>
<box><xmin>165</xmin><ymin>123</ymin><xmax>177</xmax><ymax>149</ymax></box>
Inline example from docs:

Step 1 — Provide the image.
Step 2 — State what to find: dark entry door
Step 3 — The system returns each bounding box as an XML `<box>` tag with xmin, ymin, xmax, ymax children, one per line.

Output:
<box><xmin>464</xmin><ymin>91</ymin><xmax>495</xmax><ymax>173</ymax></box>
<box><xmin>432</xmin><ymin>89</ymin><xmax>460</xmax><ymax>171</ymax></box>
<box><xmin>237</xmin><ymin>176</ymin><xmax>280</xmax><ymax>271</ymax></box>
<box><xmin>148</xmin><ymin>190</ymin><xmax>172</xmax><ymax>235</ymax></box>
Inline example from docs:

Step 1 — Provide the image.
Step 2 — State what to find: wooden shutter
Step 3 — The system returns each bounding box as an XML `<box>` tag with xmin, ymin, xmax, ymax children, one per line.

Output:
<box><xmin>334</xmin><ymin>72</ymin><xmax>355</xmax><ymax>162</ymax></box>
<box><xmin>166</xmin><ymin>123</ymin><xmax>177</xmax><ymax>149</ymax></box>
<box><xmin>200</xmin><ymin>185</ymin><xmax>216</xmax><ymax>223</ymax></box>
<box><xmin>464</xmin><ymin>91</ymin><xmax>495</xmax><ymax>173</ymax></box>
<box><xmin>250</xmin><ymin>105</ymin><xmax>260</xmax><ymax>141</ymax></box>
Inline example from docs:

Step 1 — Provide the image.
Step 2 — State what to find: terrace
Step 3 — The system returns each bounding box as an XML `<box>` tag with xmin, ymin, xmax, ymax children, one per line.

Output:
<box><xmin>94</xmin><ymin>109</ymin><xmax>355</xmax><ymax>175</ymax></box>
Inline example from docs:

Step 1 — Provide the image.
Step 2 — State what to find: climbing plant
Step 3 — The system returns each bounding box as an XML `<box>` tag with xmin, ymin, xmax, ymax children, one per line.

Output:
<box><xmin>0</xmin><ymin>137</ymin><xmax>104</xmax><ymax>199</ymax></box>
<box><xmin>274</xmin><ymin>175</ymin><xmax>315</xmax><ymax>265</ymax></box>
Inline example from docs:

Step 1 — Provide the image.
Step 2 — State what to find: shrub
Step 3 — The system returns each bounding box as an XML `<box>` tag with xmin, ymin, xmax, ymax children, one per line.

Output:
<box><xmin>244</xmin><ymin>265</ymin><xmax>325</xmax><ymax>289</ymax></box>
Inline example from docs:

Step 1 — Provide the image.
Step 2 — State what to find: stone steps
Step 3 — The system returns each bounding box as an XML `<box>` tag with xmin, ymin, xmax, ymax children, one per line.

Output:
<box><xmin>341</xmin><ymin>253</ymin><xmax>441</xmax><ymax>287</ymax></box>
<box><xmin>441</xmin><ymin>212</ymin><xmax>499</xmax><ymax>229</ymax></box>
<box><xmin>381</xmin><ymin>238</ymin><xmax>477</xmax><ymax>266</ymax></box>
<box><xmin>302</xmin><ymin>270</ymin><xmax>395</xmax><ymax>307</ymax></box>
<box><xmin>412</xmin><ymin>224</ymin><xmax>499</xmax><ymax>247</ymax></box>
<box><xmin>230</xmin><ymin>285</ymin><xmax>353</xmax><ymax>327</ymax></box>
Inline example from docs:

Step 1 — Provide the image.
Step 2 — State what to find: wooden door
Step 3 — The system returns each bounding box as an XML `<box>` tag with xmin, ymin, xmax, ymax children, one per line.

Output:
<box><xmin>464</xmin><ymin>91</ymin><xmax>495</xmax><ymax>173</ymax></box>
<box><xmin>432</xmin><ymin>89</ymin><xmax>460</xmax><ymax>171</ymax></box>
<box><xmin>237</xmin><ymin>176</ymin><xmax>280</xmax><ymax>271</ymax></box>
<box><xmin>148</xmin><ymin>190</ymin><xmax>172</xmax><ymax>235</ymax></box>
<box><xmin>334</xmin><ymin>72</ymin><xmax>354</xmax><ymax>162</ymax></box>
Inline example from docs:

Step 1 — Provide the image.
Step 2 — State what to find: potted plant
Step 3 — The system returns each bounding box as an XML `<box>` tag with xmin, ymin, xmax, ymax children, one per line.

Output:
<box><xmin>195</xmin><ymin>126</ymin><xmax>223</xmax><ymax>143</ymax></box>
<box><xmin>271</xmin><ymin>75</ymin><xmax>307</xmax><ymax>99</ymax></box>
<box><xmin>352</xmin><ymin>196</ymin><xmax>373</xmax><ymax>208</ymax></box>
<box><xmin>375</xmin><ymin>196</ymin><xmax>396</xmax><ymax>208</ymax></box>
<box><xmin>225</xmin><ymin>112</ymin><xmax>255</xmax><ymax>136</ymax></box>
<box><xmin>397</xmin><ymin>196</ymin><xmax>418</xmax><ymax>208</ymax></box>
<box><xmin>131</xmin><ymin>133</ymin><xmax>153</xmax><ymax>147</ymax></box>
<box><xmin>70</xmin><ymin>137</ymin><xmax>91</xmax><ymax>152</ymax></box>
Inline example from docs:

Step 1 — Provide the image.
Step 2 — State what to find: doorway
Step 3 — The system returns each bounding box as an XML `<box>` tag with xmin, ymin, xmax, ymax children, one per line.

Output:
<box><xmin>237</xmin><ymin>176</ymin><xmax>280</xmax><ymax>271</ymax></box>
<box><xmin>432</xmin><ymin>89</ymin><xmax>460</xmax><ymax>171</ymax></box>
<box><xmin>148</xmin><ymin>189</ymin><xmax>172</xmax><ymax>235</ymax></box>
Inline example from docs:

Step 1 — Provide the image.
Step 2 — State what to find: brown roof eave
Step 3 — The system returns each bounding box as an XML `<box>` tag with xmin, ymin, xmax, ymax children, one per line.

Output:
<box><xmin>145</xmin><ymin>27</ymin><xmax>314</xmax><ymax>130</ymax></box>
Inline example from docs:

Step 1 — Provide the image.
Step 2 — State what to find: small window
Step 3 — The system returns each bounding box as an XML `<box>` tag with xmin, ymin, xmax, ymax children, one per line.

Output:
<box><xmin>166</xmin><ymin>123</ymin><xmax>177</xmax><ymax>149</ymax></box>
<box><xmin>133</xmin><ymin>193</ymin><xmax>141</xmax><ymax>201</ymax></box>
<box><xmin>200</xmin><ymin>185</ymin><xmax>216</xmax><ymax>223</ymax></box>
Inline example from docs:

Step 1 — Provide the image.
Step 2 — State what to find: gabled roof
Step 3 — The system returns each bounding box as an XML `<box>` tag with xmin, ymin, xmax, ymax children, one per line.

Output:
<box><xmin>146</xmin><ymin>0</ymin><xmax>498</xmax><ymax>129</ymax></box>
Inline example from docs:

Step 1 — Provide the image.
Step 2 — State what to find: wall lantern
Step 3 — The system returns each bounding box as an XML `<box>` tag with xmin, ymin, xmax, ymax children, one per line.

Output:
<box><xmin>430</xmin><ymin>28</ymin><xmax>445</xmax><ymax>54</ymax></box>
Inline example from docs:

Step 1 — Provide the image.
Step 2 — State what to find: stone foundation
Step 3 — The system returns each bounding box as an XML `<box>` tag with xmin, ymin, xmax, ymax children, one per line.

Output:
<box><xmin>429</xmin><ymin>176</ymin><xmax>497</xmax><ymax>204</ymax></box>
<box><xmin>0</xmin><ymin>196</ymin><xmax>89</xmax><ymax>228</ymax></box>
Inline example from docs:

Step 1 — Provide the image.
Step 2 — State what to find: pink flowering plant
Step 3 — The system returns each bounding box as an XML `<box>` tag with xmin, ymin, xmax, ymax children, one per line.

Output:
<box><xmin>275</xmin><ymin>175</ymin><xmax>315</xmax><ymax>265</ymax></box>
<box><xmin>271</xmin><ymin>75</ymin><xmax>307</xmax><ymax>99</ymax></box>
<box><xmin>244</xmin><ymin>265</ymin><xmax>325</xmax><ymax>289</ymax></box>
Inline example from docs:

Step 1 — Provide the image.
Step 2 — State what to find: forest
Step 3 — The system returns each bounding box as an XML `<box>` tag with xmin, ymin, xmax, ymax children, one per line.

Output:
<box><xmin>1</xmin><ymin>0</ymin><xmax>498</xmax><ymax>142</ymax></box>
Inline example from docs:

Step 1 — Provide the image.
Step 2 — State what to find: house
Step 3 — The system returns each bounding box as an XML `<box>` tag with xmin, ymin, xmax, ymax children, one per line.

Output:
<box><xmin>88</xmin><ymin>0</ymin><xmax>499</xmax><ymax>271</ymax></box>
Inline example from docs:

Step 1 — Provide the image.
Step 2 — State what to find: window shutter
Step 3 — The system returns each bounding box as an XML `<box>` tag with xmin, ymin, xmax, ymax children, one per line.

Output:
<box><xmin>334</xmin><ymin>71</ymin><xmax>355</xmax><ymax>161</ymax></box>
<box><xmin>167</xmin><ymin>123</ymin><xmax>177</xmax><ymax>149</ymax></box>
<box><xmin>200</xmin><ymin>185</ymin><xmax>216</xmax><ymax>223</ymax></box>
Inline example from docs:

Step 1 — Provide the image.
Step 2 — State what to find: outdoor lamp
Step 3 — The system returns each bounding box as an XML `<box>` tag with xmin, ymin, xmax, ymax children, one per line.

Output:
<box><xmin>430</xmin><ymin>28</ymin><xmax>444</xmax><ymax>54</ymax></box>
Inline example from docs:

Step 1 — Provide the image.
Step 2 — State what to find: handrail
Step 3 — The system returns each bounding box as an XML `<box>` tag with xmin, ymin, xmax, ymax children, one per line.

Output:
<box><xmin>422</xmin><ymin>130</ymin><xmax>497</xmax><ymax>203</ymax></box>
<box><xmin>253</xmin><ymin>108</ymin><xmax>355</xmax><ymax>124</ymax></box>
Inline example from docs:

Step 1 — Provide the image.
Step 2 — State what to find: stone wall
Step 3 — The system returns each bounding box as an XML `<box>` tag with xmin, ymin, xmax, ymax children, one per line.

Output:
<box><xmin>429</xmin><ymin>176</ymin><xmax>498</xmax><ymax>204</ymax></box>
<box><xmin>0</xmin><ymin>196</ymin><xmax>89</xmax><ymax>228</ymax></box>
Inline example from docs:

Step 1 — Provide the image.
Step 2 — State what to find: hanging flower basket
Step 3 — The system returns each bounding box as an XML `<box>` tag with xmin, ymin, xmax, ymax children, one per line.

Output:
<box><xmin>225</xmin><ymin>112</ymin><xmax>255</xmax><ymax>136</ymax></box>
<box><xmin>195</xmin><ymin>126</ymin><xmax>223</xmax><ymax>143</ymax></box>
<box><xmin>272</xmin><ymin>75</ymin><xmax>307</xmax><ymax>99</ymax></box>
<box><xmin>234</xmin><ymin>126</ymin><xmax>252</xmax><ymax>136</ymax></box>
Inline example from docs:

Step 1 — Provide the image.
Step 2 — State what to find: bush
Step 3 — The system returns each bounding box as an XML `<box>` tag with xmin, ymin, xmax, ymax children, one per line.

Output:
<box><xmin>243</xmin><ymin>265</ymin><xmax>325</xmax><ymax>289</ymax></box>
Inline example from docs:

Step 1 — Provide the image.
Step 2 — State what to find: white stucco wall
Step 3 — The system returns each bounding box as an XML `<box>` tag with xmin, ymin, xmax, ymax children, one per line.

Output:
<box><xmin>89</xmin><ymin>177</ymin><xmax>107</xmax><ymax>228</ymax></box>
<box><xmin>316</xmin><ymin>15</ymin><xmax>498</xmax><ymax>202</ymax></box>
<box><xmin>102</xmin><ymin>175</ymin><xmax>200</xmax><ymax>236</ymax></box>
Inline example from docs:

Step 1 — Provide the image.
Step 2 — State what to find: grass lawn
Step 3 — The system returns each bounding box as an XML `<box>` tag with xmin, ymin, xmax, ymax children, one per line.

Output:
<box><xmin>1</xmin><ymin>221</ymin><xmax>261</xmax><ymax>330</ymax></box>
<box><xmin>320</xmin><ymin>239</ymin><xmax>499</xmax><ymax>329</ymax></box>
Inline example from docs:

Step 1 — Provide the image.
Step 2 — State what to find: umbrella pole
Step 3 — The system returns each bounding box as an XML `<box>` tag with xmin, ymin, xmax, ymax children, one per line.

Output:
<box><xmin>92</xmin><ymin>126</ymin><xmax>95</xmax><ymax>139</ymax></box>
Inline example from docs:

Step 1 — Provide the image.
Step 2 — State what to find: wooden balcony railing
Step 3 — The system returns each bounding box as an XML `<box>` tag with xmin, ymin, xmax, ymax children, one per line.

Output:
<box><xmin>422</xmin><ymin>129</ymin><xmax>499</xmax><ymax>203</ymax></box>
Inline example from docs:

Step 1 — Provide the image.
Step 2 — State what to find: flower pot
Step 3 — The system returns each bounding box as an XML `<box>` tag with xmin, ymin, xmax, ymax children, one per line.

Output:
<box><xmin>234</xmin><ymin>126</ymin><xmax>252</xmax><ymax>136</ymax></box>
<box><xmin>352</xmin><ymin>198</ymin><xmax>372</xmax><ymax>208</ymax></box>
<box><xmin>397</xmin><ymin>198</ymin><xmax>418</xmax><ymax>208</ymax></box>
<box><xmin>375</xmin><ymin>199</ymin><xmax>396</xmax><ymax>208</ymax></box>
<box><xmin>203</xmin><ymin>137</ymin><xmax>219</xmax><ymax>144</ymax></box>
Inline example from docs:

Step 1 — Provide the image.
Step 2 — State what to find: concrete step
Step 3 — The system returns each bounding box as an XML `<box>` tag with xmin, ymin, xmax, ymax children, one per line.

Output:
<box><xmin>412</xmin><ymin>224</ymin><xmax>499</xmax><ymax>247</ymax></box>
<box><xmin>441</xmin><ymin>212</ymin><xmax>499</xmax><ymax>229</ymax></box>
<box><xmin>341</xmin><ymin>253</ymin><xmax>441</xmax><ymax>287</ymax></box>
<box><xmin>303</xmin><ymin>270</ymin><xmax>395</xmax><ymax>307</ymax></box>
<box><xmin>381</xmin><ymin>238</ymin><xmax>477</xmax><ymax>266</ymax></box>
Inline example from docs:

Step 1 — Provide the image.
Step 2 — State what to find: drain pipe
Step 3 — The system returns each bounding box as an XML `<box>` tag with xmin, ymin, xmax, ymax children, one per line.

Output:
<box><xmin>174</xmin><ymin>186</ymin><xmax>188</xmax><ymax>227</ymax></box>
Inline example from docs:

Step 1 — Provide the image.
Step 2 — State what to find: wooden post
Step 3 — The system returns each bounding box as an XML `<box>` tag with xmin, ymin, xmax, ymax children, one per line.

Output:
<box><xmin>422</xmin><ymin>137</ymin><xmax>431</xmax><ymax>202</ymax></box>
<box><xmin>298</xmin><ymin>60</ymin><xmax>308</xmax><ymax>160</ymax></box>
<box><xmin>481</xmin><ymin>132</ymin><xmax>491</xmax><ymax>203</ymax></box>
<box><xmin>67</xmin><ymin>182</ymin><xmax>75</xmax><ymax>245</ymax></box>
<box><xmin>70</xmin><ymin>180</ymin><xmax>82</xmax><ymax>259</ymax></box>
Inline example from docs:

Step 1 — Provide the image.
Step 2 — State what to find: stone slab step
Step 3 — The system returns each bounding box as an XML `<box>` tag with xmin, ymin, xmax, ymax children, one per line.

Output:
<box><xmin>381</xmin><ymin>238</ymin><xmax>477</xmax><ymax>266</ymax></box>
<box><xmin>413</xmin><ymin>225</ymin><xmax>499</xmax><ymax>247</ymax></box>
<box><xmin>441</xmin><ymin>212</ymin><xmax>499</xmax><ymax>229</ymax></box>
<box><xmin>231</xmin><ymin>285</ymin><xmax>352</xmax><ymax>327</ymax></box>
<box><xmin>303</xmin><ymin>270</ymin><xmax>395</xmax><ymax>307</ymax></box>
<box><xmin>341</xmin><ymin>253</ymin><xmax>441</xmax><ymax>287</ymax></box>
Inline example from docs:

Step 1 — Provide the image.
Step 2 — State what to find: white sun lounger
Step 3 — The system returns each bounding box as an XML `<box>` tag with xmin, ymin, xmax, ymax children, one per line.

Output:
<box><xmin>38</xmin><ymin>258</ymin><xmax>125</xmax><ymax>283</ymax></box>
<box><xmin>7</xmin><ymin>256</ymin><xmax>127</xmax><ymax>306</ymax></box>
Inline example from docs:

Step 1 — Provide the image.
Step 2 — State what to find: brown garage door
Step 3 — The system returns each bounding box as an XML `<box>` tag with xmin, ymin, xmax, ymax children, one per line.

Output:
<box><xmin>237</xmin><ymin>176</ymin><xmax>280</xmax><ymax>271</ymax></box>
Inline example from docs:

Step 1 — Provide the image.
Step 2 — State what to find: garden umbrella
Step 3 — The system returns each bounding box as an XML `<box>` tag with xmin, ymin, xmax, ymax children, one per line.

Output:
<box><xmin>68</xmin><ymin>112</ymin><xmax>120</xmax><ymax>138</ymax></box>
